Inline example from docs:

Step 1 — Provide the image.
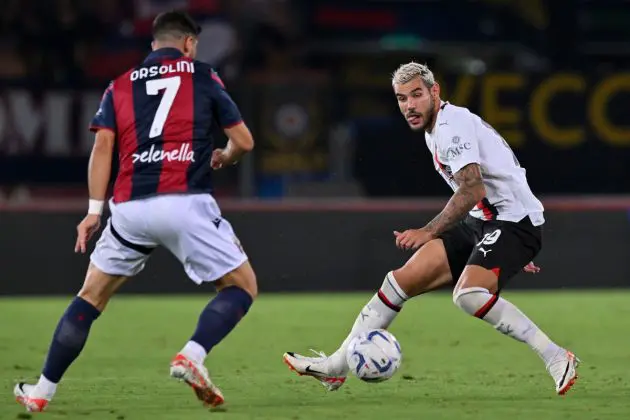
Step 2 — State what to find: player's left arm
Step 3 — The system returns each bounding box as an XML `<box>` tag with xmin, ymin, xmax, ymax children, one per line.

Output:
<box><xmin>395</xmin><ymin>115</ymin><xmax>485</xmax><ymax>250</ymax></box>
<box><xmin>208</xmin><ymin>69</ymin><xmax>254</xmax><ymax>169</ymax></box>
<box><xmin>423</xmin><ymin>162</ymin><xmax>486</xmax><ymax>236</ymax></box>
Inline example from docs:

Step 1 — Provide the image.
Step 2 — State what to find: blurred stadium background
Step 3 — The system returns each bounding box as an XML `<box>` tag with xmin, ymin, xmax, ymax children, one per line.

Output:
<box><xmin>1</xmin><ymin>0</ymin><xmax>629</xmax><ymax>294</ymax></box>
<box><xmin>2</xmin><ymin>1</ymin><xmax>630</xmax><ymax>418</ymax></box>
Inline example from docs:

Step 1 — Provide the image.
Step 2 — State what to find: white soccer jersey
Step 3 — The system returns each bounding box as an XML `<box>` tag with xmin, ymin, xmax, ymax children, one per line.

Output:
<box><xmin>424</xmin><ymin>101</ymin><xmax>544</xmax><ymax>226</ymax></box>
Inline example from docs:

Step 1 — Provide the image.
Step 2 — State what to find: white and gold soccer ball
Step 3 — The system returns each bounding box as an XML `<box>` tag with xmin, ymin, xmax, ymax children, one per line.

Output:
<box><xmin>346</xmin><ymin>329</ymin><xmax>402</xmax><ymax>382</ymax></box>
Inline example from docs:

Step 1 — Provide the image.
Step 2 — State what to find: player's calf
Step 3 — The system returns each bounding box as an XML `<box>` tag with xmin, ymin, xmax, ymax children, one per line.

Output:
<box><xmin>78</xmin><ymin>263</ymin><xmax>128</xmax><ymax>311</ymax></box>
<box><xmin>183</xmin><ymin>285</ymin><xmax>254</xmax><ymax>361</ymax></box>
<box><xmin>13</xmin><ymin>265</ymin><xmax>127</xmax><ymax>411</ymax></box>
<box><xmin>453</xmin><ymin>265</ymin><xmax>579</xmax><ymax>395</ymax></box>
<box><xmin>282</xmin><ymin>270</ymin><xmax>410</xmax><ymax>387</ymax></box>
<box><xmin>453</xmin><ymin>266</ymin><xmax>559</xmax><ymax>357</ymax></box>
<box><xmin>175</xmin><ymin>261</ymin><xmax>256</xmax><ymax>403</ymax></box>
<box><xmin>14</xmin><ymin>295</ymin><xmax>101</xmax><ymax>411</ymax></box>
<box><xmin>284</xmin><ymin>239</ymin><xmax>453</xmax><ymax>387</ymax></box>
<box><xmin>327</xmin><ymin>238</ymin><xmax>452</xmax><ymax>366</ymax></box>
<box><xmin>182</xmin><ymin>261</ymin><xmax>256</xmax><ymax>360</ymax></box>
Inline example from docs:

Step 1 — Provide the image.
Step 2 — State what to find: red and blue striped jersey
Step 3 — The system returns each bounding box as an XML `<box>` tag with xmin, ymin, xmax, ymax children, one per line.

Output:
<box><xmin>89</xmin><ymin>47</ymin><xmax>243</xmax><ymax>203</ymax></box>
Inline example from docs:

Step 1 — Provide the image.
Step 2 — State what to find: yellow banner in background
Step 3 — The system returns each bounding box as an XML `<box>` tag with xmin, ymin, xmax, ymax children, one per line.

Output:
<box><xmin>440</xmin><ymin>73</ymin><xmax>630</xmax><ymax>148</ymax></box>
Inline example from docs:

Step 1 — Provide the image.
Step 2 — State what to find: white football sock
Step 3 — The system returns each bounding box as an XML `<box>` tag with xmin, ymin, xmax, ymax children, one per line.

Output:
<box><xmin>32</xmin><ymin>374</ymin><xmax>57</xmax><ymax>400</ymax></box>
<box><xmin>326</xmin><ymin>272</ymin><xmax>409</xmax><ymax>376</ymax></box>
<box><xmin>453</xmin><ymin>287</ymin><xmax>561</xmax><ymax>365</ymax></box>
<box><xmin>180</xmin><ymin>340</ymin><xmax>208</xmax><ymax>365</ymax></box>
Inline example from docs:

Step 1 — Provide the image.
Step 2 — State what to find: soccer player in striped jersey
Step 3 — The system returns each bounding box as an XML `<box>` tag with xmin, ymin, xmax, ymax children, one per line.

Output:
<box><xmin>15</xmin><ymin>11</ymin><xmax>256</xmax><ymax>412</ymax></box>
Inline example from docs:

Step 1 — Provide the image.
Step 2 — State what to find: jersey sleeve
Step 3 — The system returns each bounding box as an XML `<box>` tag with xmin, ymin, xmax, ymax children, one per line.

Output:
<box><xmin>208</xmin><ymin>69</ymin><xmax>243</xmax><ymax>129</ymax></box>
<box><xmin>439</xmin><ymin>111</ymin><xmax>480</xmax><ymax>175</ymax></box>
<box><xmin>89</xmin><ymin>82</ymin><xmax>116</xmax><ymax>133</ymax></box>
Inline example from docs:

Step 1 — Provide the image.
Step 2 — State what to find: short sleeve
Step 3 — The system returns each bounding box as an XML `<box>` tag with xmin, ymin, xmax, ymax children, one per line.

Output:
<box><xmin>209</xmin><ymin>69</ymin><xmax>243</xmax><ymax>129</ymax></box>
<box><xmin>89</xmin><ymin>82</ymin><xmax>116</xmax><ymax>133</ymax></box>
<box><xmin>439</xmin><ymin>112</ymin><xmax>480</xmax><ymax>175</ymax></box>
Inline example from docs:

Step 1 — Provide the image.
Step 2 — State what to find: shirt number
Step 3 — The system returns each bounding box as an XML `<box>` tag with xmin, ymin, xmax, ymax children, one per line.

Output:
<box><xmin>146</xmin><ymin>76</ymin><xmax>181</xmax><ymax>138</ymax></box>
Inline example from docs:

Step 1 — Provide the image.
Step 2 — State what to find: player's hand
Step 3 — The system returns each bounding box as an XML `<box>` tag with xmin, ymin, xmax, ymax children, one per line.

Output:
<box><xmin>75</xmin><ymin>214</ymin><xmax>101</xmax><ymax>254</ymax></box>
<box><xmin>523</xmin><ymin>261</ymin><xmax>541</xmax><ymax>274</ymax></box>
<box><xmin>210</xmin><ymin>148</ymin><xmax>228</xmax><ymax>170</ymax></box>
<box><xmin>393</xmin><ymin>228</ymin><xmax>436</xmax><ymax>251</ymax></box>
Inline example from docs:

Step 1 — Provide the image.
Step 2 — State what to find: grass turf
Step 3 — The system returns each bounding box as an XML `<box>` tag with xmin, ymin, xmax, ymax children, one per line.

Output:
<box><xmin>1</xmin><ymin>291</ymin><xmax>629</xmax><ymax>419</ymax></box>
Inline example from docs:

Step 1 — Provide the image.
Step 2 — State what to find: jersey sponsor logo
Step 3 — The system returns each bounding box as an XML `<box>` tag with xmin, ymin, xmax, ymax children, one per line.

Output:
<box><xmin>130</xmin><ymin>61</ymin><xmax>195</xmax><ymax>81</ymax></box>
<box><xmin>131</xmin><ymin>143</ymin><xmax>195</xmax><ymax>164</ymax></box>
<box><xmin>446</xmin><ymin>136</ymin><xmax>472</xmax><ymax>159</ymax></box>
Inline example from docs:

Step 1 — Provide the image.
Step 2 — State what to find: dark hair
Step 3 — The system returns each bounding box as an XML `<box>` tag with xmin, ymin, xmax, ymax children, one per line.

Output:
<box><xmin>152</xmin><ymin>11</ymin><xmax>201</xmax><ymax>40</ymax></box>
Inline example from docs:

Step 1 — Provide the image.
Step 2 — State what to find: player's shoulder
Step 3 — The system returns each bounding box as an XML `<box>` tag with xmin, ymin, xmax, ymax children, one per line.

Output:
<box><xmin>105</xmin><ymin>66</ymin><xmax>137</xmax><ymax>90</ymax></box>
<box><xmin>440</xmin><ymin>102</ymin><xmax>476</xmax><ymax>125</ymax></box>
<box><xmin>192</xmin><ymin>60</ymin><xmax>227</xmax><ymax>88</ymax></box>
<box><xmin>435</xmin><ymin>103</ymin><xmax>472</xmax><ymax>142</ymax></box>
<box><xmin>192</xmin><ymin>59</ymin><xmax>212</xmax><ymax>72</ymax></box>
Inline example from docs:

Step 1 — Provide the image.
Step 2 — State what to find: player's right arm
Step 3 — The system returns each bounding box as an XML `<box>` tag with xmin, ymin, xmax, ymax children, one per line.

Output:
<box><xmin>75</xmin><ymin>82</ymin><xmax>117</xmax><ymax>254</ymax></box>
<box><xmin>215</xmin><ymin>122</ymin><xmax>255</xmax><ymax>168</ymax></box>
<box><xmin>208</xmin><ymin>70</ymin><xmax>254</xmax><ymax>169</ymax></box>
<box><xmin>395</xmin><ymin>111</ymin><xmax>485</xmax><ymax>250</ymax></box>
<box><xmin>87</xmin><ymin>130</ymin><xmax>115</xmax><ymax>212</ymax></box>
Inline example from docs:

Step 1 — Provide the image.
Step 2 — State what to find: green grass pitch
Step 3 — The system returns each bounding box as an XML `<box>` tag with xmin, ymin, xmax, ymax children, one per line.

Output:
<box><xmin>1</xmin><ymin>291</ymin><xmax>629</xmax><ymax>419</ymax></box>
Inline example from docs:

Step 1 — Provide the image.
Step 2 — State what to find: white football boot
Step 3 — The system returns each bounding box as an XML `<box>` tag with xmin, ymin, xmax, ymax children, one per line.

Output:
<box><xmin>283</xmin><ymin>350</ymin><xmax>347</xmax><ymax>391</ymax></box>
<box><xmin>546</xmin><ymin>349</ymin><xmax>580</xmax><ymax>395</ymax></box>
<box><xmin>14</xmin><ymin>382</ymin><xmax>50</xmax><ymax>412</ymax></box>
<box><xmin>170</xmin><ymin>353</ymin><xmax>225</xmax><ymax>407</ymax></box>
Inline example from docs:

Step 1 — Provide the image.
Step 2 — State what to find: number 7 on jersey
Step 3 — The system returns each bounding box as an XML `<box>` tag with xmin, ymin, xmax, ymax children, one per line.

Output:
<box><xmin>146</xmin><ymin>76</ymin><xmax>181</xmax><ymax>138</ymax></box>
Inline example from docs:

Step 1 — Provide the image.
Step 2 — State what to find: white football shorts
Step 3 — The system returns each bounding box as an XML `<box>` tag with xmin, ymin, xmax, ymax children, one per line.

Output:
<box><xmin>90</xmin><ymin>194</ymin><xmax>248</xmax><ymax>283</ymax></box>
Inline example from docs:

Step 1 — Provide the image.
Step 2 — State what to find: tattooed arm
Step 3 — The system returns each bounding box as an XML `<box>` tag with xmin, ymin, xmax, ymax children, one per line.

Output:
<box><xmin>423</xmin><ymin>163</ymin><xmax>486</xmax><ymax>236</ymax></box>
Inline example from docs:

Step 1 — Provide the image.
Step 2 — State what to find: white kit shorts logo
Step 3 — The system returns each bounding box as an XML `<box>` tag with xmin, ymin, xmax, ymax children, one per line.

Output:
<box><xmin>132</xmin><ymin>144</ymin><xmax>195</xmax><ymax>164</ymax></box>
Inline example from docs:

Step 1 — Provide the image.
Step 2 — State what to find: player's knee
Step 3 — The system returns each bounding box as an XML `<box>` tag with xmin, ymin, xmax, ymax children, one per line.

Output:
<box><xmin>77</xmin><ymin>265</ymin><xmax>124</xmax><ymax>311</ymax></box>
<box><xmin>452</xmin><ymin>287</ymin><xmax>492</xmax><ymax>316</ymax></box>
<box><xmin>393</xmin><ymin>262</ymin><xmax>448</xmax><ymax>297</ymax></box>
<box><xmin>237</xmin><ymin>268</ymin><xmax>257</xmax><ymax>300</ymax></box>
<box><xmin>391</xmin><ymin>268</ymin><xmax>418</xmax><ymax>297</ymax></box>
<box><xmin>217</xmin><ymin>265</ymin><xmax>258</xmax><ymax>300</ymax></box>
<box><xmin>77</xmin><ymin>287</ymin><xmax>107</xmax><ymax>311</ymax></box>
<box><xmin>217</xmin><ymin>282</ymin><xmax>257</xmax><ymax>300</ymax></box>
<box><xmin>244</xmin><ymin>273</ymin><xmax>258</xmax><ymax>300</ymax></box>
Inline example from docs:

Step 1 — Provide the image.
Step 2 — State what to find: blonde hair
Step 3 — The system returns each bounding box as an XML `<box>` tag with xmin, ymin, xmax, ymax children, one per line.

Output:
<box><xmin>391</xmin><ymin>61</ymin><xmax>435</xmax><ymax>87</ymax></box>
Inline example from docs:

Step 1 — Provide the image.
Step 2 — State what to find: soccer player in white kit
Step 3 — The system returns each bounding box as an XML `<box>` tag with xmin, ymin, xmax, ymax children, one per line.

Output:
<box><xmin>283</xmin><ymin>62</ymin><xmax>580</xmax><ymax>395</ymax></box>
<box><xmin>14</xmin><ymin>11</ymin><xmax>256</xmax><ymax>412</ymax></box>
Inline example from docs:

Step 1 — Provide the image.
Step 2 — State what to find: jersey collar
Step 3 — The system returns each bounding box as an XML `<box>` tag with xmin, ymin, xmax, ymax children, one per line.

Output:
<box><xmin>143</xmin><ymin>47</ymin><xmax>184</xmax><ymax>64</ymax></box>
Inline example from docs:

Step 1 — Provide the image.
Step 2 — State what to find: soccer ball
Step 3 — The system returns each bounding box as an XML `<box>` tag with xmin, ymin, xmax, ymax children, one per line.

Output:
<box><xmin>346</xmin><ymin>329</ymin><xmax>402</xmax><ymax>382</ymax></box>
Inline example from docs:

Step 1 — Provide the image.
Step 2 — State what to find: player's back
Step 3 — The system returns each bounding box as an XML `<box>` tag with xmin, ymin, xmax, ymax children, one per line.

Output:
<box><xmin>91</xmin><ymin>47</ymin><xmax>242</xmax><ymax>203</ymax></box>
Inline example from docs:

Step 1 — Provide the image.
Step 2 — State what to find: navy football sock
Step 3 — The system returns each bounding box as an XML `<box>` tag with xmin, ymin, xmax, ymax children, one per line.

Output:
<box><xmin>190</xmin><ymin>286</ymin><xmax>253</xmax><ymax>353</ymax></box>
<box><xmin>42</xmin><ymin>297</ymin><xmax>101</xmax><ymax>383</ymax></box>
